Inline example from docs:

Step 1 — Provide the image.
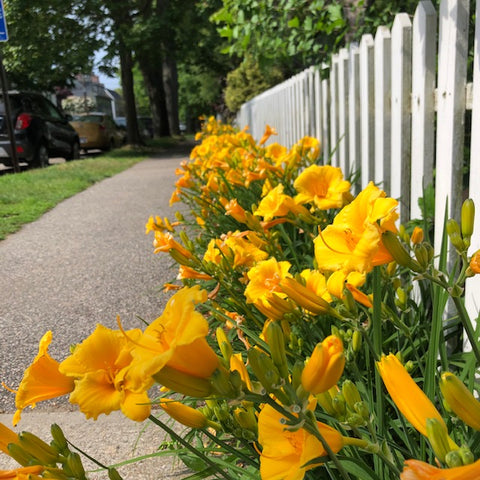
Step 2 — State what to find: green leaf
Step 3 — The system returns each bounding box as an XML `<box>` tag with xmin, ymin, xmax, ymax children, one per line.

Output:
<box><xmin>287</xmin><ymin>16</ymin><xmax>300</xmax><ymax>28</ymax></box>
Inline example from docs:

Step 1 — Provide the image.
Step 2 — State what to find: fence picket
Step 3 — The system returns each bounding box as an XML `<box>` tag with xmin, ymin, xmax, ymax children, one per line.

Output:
<box><xmin>338</xmin><ymin>48</ymin><xmax>350</xmax><ymax>174</ymax></box>
<box><xmin>391</xmin><ymin>13</ymin><xmax>412</xmax><ymax>224</ymax></box>
<box><xmin>411</xmin><ymin>1</ymin><xmax>437</xmax><ymax>221</ymax></box>
<box><xmin>434</xmin><ymin>0</ymin><xmax>470</xmax><ymax>253</ymax></box>
<box><xmin>330</xmin><ymin>55</ymin><xmax>339</xmax><ymax>166</ymax></box>
<box><xmin>359</xmin><ymin>34</ymin><xmax>375</xmax><ymax>188</ymax></box>
<box><xmin>465</xmin><ymin>0</ymin><xmax>480</xmax><ymax>332</ymax></box>
<box><xmin>348</xmin><ymin>43</ymin><xmax>361</xmax><ymax>189</ymax></box>
<box><xmin>374</xmin><ymin>26</ymin><xmax>392</xmax><ymax>194</ymax></box>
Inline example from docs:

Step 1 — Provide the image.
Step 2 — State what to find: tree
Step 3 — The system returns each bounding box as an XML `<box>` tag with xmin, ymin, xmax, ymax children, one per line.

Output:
<box><xmin>2</xmin><ymin>0</ymin><xmax>100</xmax><ymax>91</ymax></box>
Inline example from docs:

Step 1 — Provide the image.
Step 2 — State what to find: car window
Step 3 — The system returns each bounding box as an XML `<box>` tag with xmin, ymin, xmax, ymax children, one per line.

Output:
<box><xmin>77</xmin><ymin>115</ymin><xmax>103</xmax><ymax>123</ymax></box>
<box><xmin>40</xmin><ymin>97</ymin><xmax>64</xmax><ymax>120</ymax></box>
<box><xmin>0</xmin><ymin>95</ymin><xmax>23</xmax><ymax>114</ymax></box>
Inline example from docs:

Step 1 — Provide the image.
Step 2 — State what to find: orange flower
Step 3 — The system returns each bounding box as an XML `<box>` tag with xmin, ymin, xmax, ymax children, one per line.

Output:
<box><xmin>377</xmin><ymin>354</ymin><xmax>447</xmax><ymax>437</ymax></box>
<box><xmin>254</xmin><ymin>185</ymin><xmax>307</xmax><ymax>222</ymax></box>
<box><xmin>314</xmin><ymin>182</ymin><xmax>398</xmax><ymax>274</ymax></box>
<box><xmin>401</xmin><ymin>458</ymin><xmax>480</xmax><ymax>480</ymax></box>
<box><xmin>0</xmin><ymin>466</ymin><xmax>44</xmax><ymax>479</ymax></box>
<box><xmin>13</xmin><ymin>331</ymin><xmax>74</xmax><ymax>425</ymax></box>
<box><xmin>259</xmin><ymin>125</ymin><xmax>277</xmax><ymax>145</ymax></box>
<box><xmin>257</xmin><ymin>403</ymin><xmax>343</xmax><ymax>480</ymax></box>
<box><xmin>294</xmin><ymin>165</ymin><xmax>351</xmax><ymax>210</ymax></box>
<box><xmin>301</xmin><ymin>335</ymin><xmax>345</xmax><ymax>395</ymax></box>
<box><xmin>470</xmin><ymin>249</ymin><xmax>480</xmax><ymax>274</ymax></box>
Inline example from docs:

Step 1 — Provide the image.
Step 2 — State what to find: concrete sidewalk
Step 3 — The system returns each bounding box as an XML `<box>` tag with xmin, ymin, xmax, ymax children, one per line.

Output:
<box><xmin>0</xmin><ymin>151</ymin><xmax>194</xmax><ymax>478</ymax></box>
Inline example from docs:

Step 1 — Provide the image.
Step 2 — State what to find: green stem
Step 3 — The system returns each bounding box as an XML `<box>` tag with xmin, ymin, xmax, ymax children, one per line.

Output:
<box><xmin>372</xmin><ymin>267</ymin><xmax>384</xmax><ymax>478</ymax></box>
<box><xmin>304</xmin><ymin>411</ymin><xmax>352</xmax><ymax>480</ymax></box>
<box><xmin>148</xmin><ymin>415</ymin><xmax>233</xmax><ymax>480</ymax></box>
<box><xmin>451</xmin><ymin>295</ymin><xmax>480</xmax><ymax>364</ymax></box>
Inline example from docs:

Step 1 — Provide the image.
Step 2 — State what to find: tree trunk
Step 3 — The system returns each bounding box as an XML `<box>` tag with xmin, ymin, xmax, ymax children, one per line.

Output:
<box><xmin>162</xmin><ymin>55</ymin><xmax>180</xmax><ymax>136</ymax></box>
<box><xmin>119</xmin><ymin>42</ymin><xmax>142</xmax><ymax>145</ymax></box>
<box><xmin>138</xmin><ymin>57</ymin><xmax>170</xmax><ymax>137</ymax></box>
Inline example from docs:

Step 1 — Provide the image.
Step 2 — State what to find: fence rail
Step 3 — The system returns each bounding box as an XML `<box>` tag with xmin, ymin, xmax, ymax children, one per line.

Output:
<box><xmin>236</xmin><ymin>0</ymin><xmax>480</xmax><ymax>326</ymax></box>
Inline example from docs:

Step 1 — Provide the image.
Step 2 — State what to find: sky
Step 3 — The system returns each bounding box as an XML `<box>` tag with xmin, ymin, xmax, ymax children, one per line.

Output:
<box><xmin>94</xmin><ymin>49</ymin><xmax>120</xmax><ymax>91</ymax></box>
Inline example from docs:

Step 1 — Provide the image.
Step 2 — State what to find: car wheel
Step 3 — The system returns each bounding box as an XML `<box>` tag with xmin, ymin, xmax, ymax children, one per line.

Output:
<box><xmin>66</xmin><ymin>141</ymin><xmax>80</xmax><ymax>161</ymax></box>
<box><xmin>33</xmin><ymin>143</ymin><xmax>49</xmax><ymax>168</ymax></box>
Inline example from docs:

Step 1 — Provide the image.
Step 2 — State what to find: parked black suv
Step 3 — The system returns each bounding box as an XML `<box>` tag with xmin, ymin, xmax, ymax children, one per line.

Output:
<box><xmin>0</xmin><ymin>91</ymin><xmax>80</xmax><ymax>168</ymax></box>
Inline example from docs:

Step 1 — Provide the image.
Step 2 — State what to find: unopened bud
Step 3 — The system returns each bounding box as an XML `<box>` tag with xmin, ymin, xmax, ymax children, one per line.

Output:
<box><xmin>50</xmin><ymin>424</ymin><xmax>68</xmax><ymax>455</ymax></box>
<box><xmin>461</xmin><ymin>199</ymin><xmax>475</xmax><ymax>245</ymax></box>
<box><xmin>426</xmin><ymin>418</ymin><xmax>451</xmax><ymax>463</ymax></box>
<box><xmin>332</xmin><ymin>393</ymin><xmax>346</xmax><ymax>417</ymax></box>
<box><xmin>414</xmin><ymin>244</ymin><xmax>430</xmax><ymax>269</ymax></box>
<box><xmin>266</xmin><ymin>321</ymin><xmax>289</xmax><ymax>379</ymax></box>
<box><xmin>354</xmin><ymin>401</ymin><xmax>370</xmax><ymax>420</ymax></box>
<box><xmin>247</xmin><ymin>348</ymin><xmax>281</xmax><ymax>395</ymax></box>
<box><xmin>458</xmin><ymin>446</ymin><xmax>475</xmax><ymax>465</ymax></box>
<box><xmin>346</xmin><ymin>413</ymin><xmax>365</xmax><ymax>427</ymax></box>
<box><xmin>445</xmin><ymin>450</ymin><xmax>463</xmax><ymax>468</ymax></box>
<box><xmin>216</xmin><ymin>327</ymin><xmax>233</xmax><ymax>364</ymax></box>
<box><xmin>211</xmin><ymin>368</ymin><xmax>240</xmax><ymax>399</ymax></box>
<box><xmin>18</xmin><ymin>431</ymin><xmax>59</xmax><ymax>465</ymax></box>
<box><xmin>342</xmin><ymin>380</ymin><xmax>361</xmax><ymax>410</ymax></box>
<box><xmin>65</xmin><ymin>452</ymin><xmax>86</xmax><ymax>479</ymax></box>
<box><xmin>382</xmin><ymin>231</ymin><xmax>423</xmax><ymax>272</ymax></box>
<box><xmin>352</xmin><ymin>330</ymin><xmax>362</xmax><ymax>353</ymax></box>
<box><xmin>316</xmin><ymin>389</ymin><xmax>337</xmax><ymax>416</ymax></box>
<box><xmin>7</xmin><ymin>443</ymin><xmax>33</xmax><ymax>467</ymax></box>
<box><xmin>411</xmin><ymin>226</ymin><xmax>424</xmax><ymax>244</ymax></box>
<box><xmin>446</xmin><ymin>219</ymin><xmax>465</xmax><ymax>252</ymax></box>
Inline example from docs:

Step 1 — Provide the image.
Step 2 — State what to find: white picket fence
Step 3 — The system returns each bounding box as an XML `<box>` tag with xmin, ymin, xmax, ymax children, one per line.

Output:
<box><xmin>236</xmin><ymin>0</ymin><xmax>480</xmax><ymax>324</ymax></box>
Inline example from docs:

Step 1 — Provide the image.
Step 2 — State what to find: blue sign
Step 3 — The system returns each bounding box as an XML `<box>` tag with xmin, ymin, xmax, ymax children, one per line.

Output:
<box><xmin>0</xmin><ymin>0</ymin><xmax>7</xmax><ymax>42</ymax></box>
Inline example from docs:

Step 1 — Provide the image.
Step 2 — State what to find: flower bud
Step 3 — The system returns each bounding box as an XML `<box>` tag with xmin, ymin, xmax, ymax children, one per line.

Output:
<box><xmin>346</xmin><ymin>413</ymin><xmax>365</xmax><ymax>427</ymax></box>
<box><xmin>7</xmin><ymin>443</ymin><xmax>34</xmax><ymax>467</ymax></box>
<box><xmin>461</xmin><ymin>198</ymin><xmax>475</xmax><ymax>245</ymax></box>
<box><xmin>153</xmin><ymin>366</ymin><xmax>213</xmax><ymax>398</ymax></box>
<box><xmin>440</xmin><ymin>372</ymin><xmax>480</xmax><ymax>431</ymax></box>
<box><xmin>50</xmin><ymin>424</ymin><xmax>68</xmax><ymax>456</ymax></box>
<box><xmin>342</xmin><ymin>380</ymin><xmax>361</xmax><ymax>410</ymax></box>
<box><xmin>445</xmin><ymin>450</ymin><xmax>463</xmax><ymax>468</ymax></box>
<box><xmin>211</xmin><ymin>367</ymin><xmax>241</xmax><ymax>399</ymax></box>
<box><xmin>382</xmin><ymin>231</ymin><xmax>423</xmax><ymax>272</ymax></box>
<box><xmin>65</xmin><ymin>452</ymin><xmax>86</xmax><ymax>479</ymax></box>
<box><xmin>352</xmin><ymin>330</ymin><xmax>362</xmax><ymax>353</ymax></box>
<box><xmin>160</xmin><ymin>400</ymin><xmax>208</xmax><ymax>429</ymax></box>
<box><xmin>458</xmin><ymin>446</ymin><xmax>475</xmax><ymax>465</ymax></box>
<box><xmin>265</xmin><ymin>321</ymin><xmax>289</xmax><ymax>379</ymax></box>
<box><xmin>411</xmin><ymin>227</ymin><xmax>424</xmax><ymax>245</ymax></box>
<box><xmin>414</xmin><ymin>244</ymin><xmax>430</xmax><ymax>269</ymax></box>
<box><xmin>18</xmin><ymin>431</ymin><xmax>59</xmax><ymax>465</ymax></box>
<box><xmin>354</xmin><ymin>401</ymin><xmax>370</xmax><ymax>421</ymax></box>
<box><xmin>247</xmin><ymin>348</ymin><xmax>281</xmax><ymax>395</ymax></box>
<box><xmin>332</xmin><ymin>392</ymin><xmax>346</xmax><ymax>417</ymax></box>
<box><xmin>301</xmin><ymin>335</ymin><xmax>345</xmax><ymax>395</ymax></box>
<box><xmin>426</xmin><ymin>418</ymin><xmax>451</xmax><ymax>463</ymax></box>
<box><xmin>233</xmin><ymin>406</ymin><xmax>258</xmax><ymax>433</ymax></box>
<box><xmin>316</xmin><ymin>389</ymin><xmax>337</xmax><ymax>416</ymax></box>
<box><xmin>446</xmin><ymin>219</ymin><xmax>466</xmax><ymax>252</ymax></box>
<box><xmin>216</xmin><ymin>327</ymin><xmax>233</xmax><ymax>364</ymax></box>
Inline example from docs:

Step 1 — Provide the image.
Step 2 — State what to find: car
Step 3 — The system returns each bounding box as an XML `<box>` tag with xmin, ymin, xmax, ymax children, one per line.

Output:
<box><xmin>69</xmin><ymin>112</ymin><xmax>126</xmax><ymax>151</ymax></box>
<box><xmin>115</xmin><ymin>116</ymin><xmax>154</xmax><ymax>141</ymax></box>
<box><xmin>0</xmin><ymin>91</ymin><xmax>80</xmax><ymax>168</ymax></box>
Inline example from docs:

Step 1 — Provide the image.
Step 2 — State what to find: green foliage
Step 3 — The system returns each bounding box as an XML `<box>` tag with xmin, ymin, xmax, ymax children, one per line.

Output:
<box><xmin>211</xmin><ymin>0</ymin><xmax>347</xmax><ymax>75</ymax></box>
<box><xmin>2</xmin><ymin>0</ymin><xmax>100</xmax><ymax>90</ymax></box>
<box><xmin>224</xmin><ymin>57</ymin><xmax>283</xmax><ymax>113</ymax></box>
<box><xmin>178</xmin><ymin>64</ymin><xmax>223</xmax><ymax>126</ymax></box>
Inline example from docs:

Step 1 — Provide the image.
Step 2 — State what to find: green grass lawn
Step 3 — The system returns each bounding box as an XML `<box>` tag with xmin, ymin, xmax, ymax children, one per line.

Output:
<box><xmin>0</xmin><ymin>137</ymin><xmax>193</xmax><ymax>241</ymax></box>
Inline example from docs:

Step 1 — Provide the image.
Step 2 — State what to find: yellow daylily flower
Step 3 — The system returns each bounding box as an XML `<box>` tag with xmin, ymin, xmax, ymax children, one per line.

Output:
<box><xmin>244</xmin><ymin>258</ymin><xmax>292</xmax><ymax>314</ymax></box>
<box><xmin>314</xmin><ymin>182</ymin><xmax>398</xmax><ymax>274</ymax></box>
<box><xmin>301</xmin><ymin>335</ymin><xmax>345</xmax><ymax>395</ymax></box>
<box><xmin>128</xmin><ymin>287</ymin><xmax>220</xmax><ymax>390</ymax></box>
<box><xmin>259</xmin><ymin>125</ymin><xmax>277</xmax><ymax>145</ymax></box>
<box><xmin>254</xmin><ymin>185</ymin><xmax>307</xmax><ymax>222</ymax></box>
<box><xmin>257</xmin><ymin>403</ymin><xmax>343</xmax><ymax>480</ymax></box>
<box><xmin>469</xmin><ymin>249</ymin><xmax>480</xmax><ymax>274</ymax></box>
<box><xmin>400</xmin><ymin>458</ymin><xmax>480</xmax><ymax>480</ymax></box>
<box><xmin>13</xmin><ymin>331</ymin><xmax>74</xmax><ymax>425</ymax></box>
<box><xmin>59</xmin><ymin>324</ymin><xmax>150</xmax><ymax>421</ymax></box>
<box><xmin>294</xmin><ymin>165</ymin><xmax>351</xmax><ymax>210</ymax></box>
<box><xmin>377</xmin><ymin>354</ymin><xmax>447</xmax><ymax>438</ymax></box>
